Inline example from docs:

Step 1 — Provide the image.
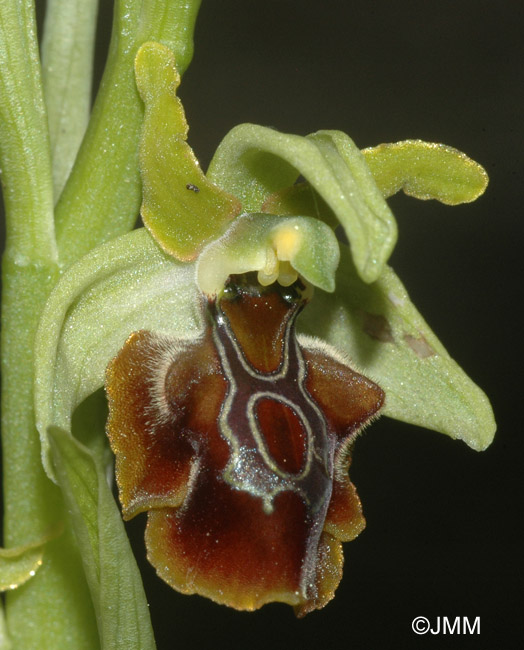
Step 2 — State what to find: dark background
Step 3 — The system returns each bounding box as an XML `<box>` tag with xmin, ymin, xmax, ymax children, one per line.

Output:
<box><xmin>137</xmin><ymin>3</ymin><xmax>523</xmax><ymax>648</ymax></box>
<box><xmin>7</xmin><ymin>1</ymin><xmax>524</xmax><ymax>648</ymax></box>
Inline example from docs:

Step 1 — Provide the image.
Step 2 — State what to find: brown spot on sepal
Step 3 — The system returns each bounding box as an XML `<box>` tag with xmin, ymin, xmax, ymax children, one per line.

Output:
<box><xmin>403</xmin><ymin>333</ymin><xmax>436</xmax><ymax>358</ymax></box>
<box><xmin>360</xmin><ymin>310</ymin><xmax>395</xmax><ymax>343</ymax></box>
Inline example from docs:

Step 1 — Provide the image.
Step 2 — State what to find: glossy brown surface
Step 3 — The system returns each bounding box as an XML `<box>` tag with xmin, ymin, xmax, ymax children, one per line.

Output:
<box><xmin>219</xmin><ymin>284</ymin><xmax>293</xmax><ymax>373</ymax></box>
<box><xmin>256</xmin><ymin>398</ymin><xmax>307</xmax><ymax>474</ymax></box>
<box><xmin>105</xmin><ymin>278</ymin><xmax>384</xmax><ymax>614</ymax></box>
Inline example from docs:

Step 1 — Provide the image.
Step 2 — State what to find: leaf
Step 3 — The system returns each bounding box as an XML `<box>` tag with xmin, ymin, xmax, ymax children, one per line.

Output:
<box><xmin>197</xmin><ymin>213</ymin><xmax>340</xmax><ymax>295</ymax></box>
<box><xmin>362</xmin><ymin>140</ymin><xmax>489</xmax><ymax>204</ymax></box>
<box><xmin>48</xmin><ymin>425</ymin><xmax>156</xmax><ymax>650</ymax></box>
<box><xmin>135</xmin><ymin>42</ymin><xmax>241</xmax><ymax>260</ymax></box>
<box><xmin>34</xmin><ymin>228</ymin><xmax>203</xmax><ymax>482</ymax></box>
<box><xmin>0</xmin><ymin>0</ymin><xmax>57</xmax><ymax>265</ymax></box>
<box><xmin>299</xmin><ymin>244</ymin><xmax>496</xmax><ymax>450</ymax></box>
<box><xmin>208</xmin><ymin>124</ymin><xmax>397</xmax><ymax>282</ymax></box>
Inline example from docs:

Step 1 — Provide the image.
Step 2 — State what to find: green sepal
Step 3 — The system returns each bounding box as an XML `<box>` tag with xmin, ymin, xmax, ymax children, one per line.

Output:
<box><xmin>135</xmin><ymin>42</ymin><xmax>241</xmax><ymax>261</ymax></box>
<box><xmin>299</xmin><ymin>244</ymin><xmax>496</xmax><ymax>450</ymax></box>
<box><xmin>196</xmin><ymin>213</ymin><xmax>340</xmax><ymax>295</ymax></box>
<box><xmin>208</xmin><ymin>124</ymin><xmax>396</xmax><ymax>283</ymax></box>
<box><xmin>34</xmin><ymin>228</ymin><xmax>203</xmax><ymax>482</ymax></box>
<box><xmin>306</xmin><ymin>130</ymin><xmax>397</xmax><ymax>279</ymax></box>
<box><xmin>33</xmin><ymin>225</ymin><xmax>204</xmax><ymax>647</ymax></box>
<box><xmin>362</xmin><ymin>140</ymin><xmax>488</xmax><ymax>203</ymax></box>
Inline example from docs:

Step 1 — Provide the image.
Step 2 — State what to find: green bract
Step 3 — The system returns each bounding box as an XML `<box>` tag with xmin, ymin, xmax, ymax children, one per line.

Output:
<box><xmin>35</xmin><ymin>229</ymin><xmax>202</xmax><ymax>480</ymax></box>
<box><xmin>26</xmin><ymin>38</ymin><xmax>495</xmax><ymax>649</ymax></box>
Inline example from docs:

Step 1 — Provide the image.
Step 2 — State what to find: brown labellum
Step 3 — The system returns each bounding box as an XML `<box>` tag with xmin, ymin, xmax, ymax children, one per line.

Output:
<box><xmin>106</xmin><ymin>275</ymin><xmax>384</xmax><ymax>615</ymax></box>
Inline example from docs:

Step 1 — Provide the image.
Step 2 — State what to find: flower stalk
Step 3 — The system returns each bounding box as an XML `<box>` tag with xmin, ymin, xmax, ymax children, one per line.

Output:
<box><xmin>0</xmin><ymin>2</ymin><xmax>201</xmax><ymax>648</ymax></box>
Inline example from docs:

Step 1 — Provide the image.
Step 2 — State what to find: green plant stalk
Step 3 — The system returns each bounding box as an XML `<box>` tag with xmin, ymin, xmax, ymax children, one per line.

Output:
<box><xmin>1</xmin><ymin>1</ymin><xmax>202</xmax><ymax>646</ymax></box>
<box><xmin>1</xmin><ymin>263</ymin><xmax>99</xmax><ymax>649</ymax></box>
<box><xmin>0</xmin><ymin>1</ymin><xmax>100</xmax><ymax>646</ymax></box>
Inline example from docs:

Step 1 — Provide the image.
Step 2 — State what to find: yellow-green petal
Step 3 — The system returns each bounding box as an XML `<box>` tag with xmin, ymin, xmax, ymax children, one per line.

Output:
<box><xmin>135</xmin><ymin>42</ymin><xmax>241</xmax><ymax>261</ymax></box>
<box><xmin>362</xmin><ymin>140</ymin><xmax>488</xmax><ymax>204</ymax></box>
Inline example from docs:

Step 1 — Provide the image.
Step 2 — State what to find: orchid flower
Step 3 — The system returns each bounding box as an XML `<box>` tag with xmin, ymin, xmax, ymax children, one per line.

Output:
<box><xmin>31</xmin><ymin>40</ymin><xmax>495</xmax><ymax>621</ymax></box>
